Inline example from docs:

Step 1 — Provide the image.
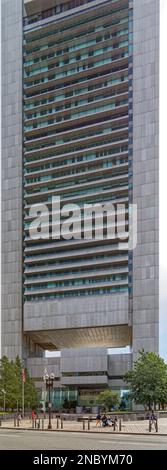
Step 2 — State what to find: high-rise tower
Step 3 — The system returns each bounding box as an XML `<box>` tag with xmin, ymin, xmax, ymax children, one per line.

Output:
<box><xmin>1</xmin><ymin>0</ymin><xmax>159</xmax><ymax>404</ymax></box>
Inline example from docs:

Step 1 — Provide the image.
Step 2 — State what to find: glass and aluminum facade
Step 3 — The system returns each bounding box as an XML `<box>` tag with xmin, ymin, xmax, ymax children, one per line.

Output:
<box><xmin>23</xmin><ymin>0</ymin><xmax>132</xmax><ymax>302</ymax></box>
<box><xmin>1</xmin><ymin>0</ymin><xmax>159</xmax><ymax>392</ymax></box>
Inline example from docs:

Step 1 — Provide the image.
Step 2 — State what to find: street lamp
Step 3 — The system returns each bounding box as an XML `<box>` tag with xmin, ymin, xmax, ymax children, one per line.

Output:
<box><xmin>43</xmin><ymin>372</ymin><xmax>55</xmax><ymax>429</ymax></box>
<box><xmin>1</xmin><ymin>390</ymin><xmax>6</xmax><ymax>412</ymax></box>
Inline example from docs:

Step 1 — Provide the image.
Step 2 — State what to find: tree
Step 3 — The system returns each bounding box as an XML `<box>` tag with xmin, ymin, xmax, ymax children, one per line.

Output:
<box><xmin>62</xmin><ymin>399</ymin><xmax>77</xmax><ymax>411</ymax></box>
<box><xmin>124</xmin><ymin>350</ymin><xmax>167</xmax><ymax>409</ymax></box>
<box><xmin>0</xmin><ymin>356</ymin><xmax>19</xmax><ymax>410</ymax></box>
<box><xmin>24</xmin><ymin>371</ymin><xmax>38</xmax><ymax>409</ymax></box>
<box><xmin>14</xmin><ymin>356</ymin><xmax>38</xmax><ymax>409</ymax></box>
<box><xmin>96</xmin><ymin>390</ymin><xmax>120</xmax><ymax>411</ymax></box>
<box><xmin>0</xmin><ymin>356</ymin><xmax>38</xmax><ymax>411</ymax></box>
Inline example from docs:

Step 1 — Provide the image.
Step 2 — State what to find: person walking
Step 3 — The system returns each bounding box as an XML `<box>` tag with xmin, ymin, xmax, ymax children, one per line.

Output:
<box><xmin>150</xmin><ymin>410</ymin><xmax>157</xmax><ymax>429</ymax></box>
<box><xmin>31</xmin><ymin>410</ymin><xmax>35</xmax><ymax>420</ymax></box>
<box><xmin>96</xmin><ymin>413</ymin><xmax>101</xmax><ymax>427</ymax></box>
<box><xmin>101</xmin><ymin>413</ymin><xmax>108</xmax><ymax>427</ymax></box>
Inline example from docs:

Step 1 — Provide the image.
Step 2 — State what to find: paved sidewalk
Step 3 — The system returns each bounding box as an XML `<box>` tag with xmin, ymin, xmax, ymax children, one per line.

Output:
<box><xmin>1</xmin><ymin>417</ymin><xmax>167</xmax><ymax>434</ymax></box>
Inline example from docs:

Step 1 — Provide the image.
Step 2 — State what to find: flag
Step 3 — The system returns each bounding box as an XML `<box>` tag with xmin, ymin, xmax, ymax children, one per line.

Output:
<box><xmin>22</xmin><ymin>368</ymin><xmax>26</xmax><ymax>383</ymax></box>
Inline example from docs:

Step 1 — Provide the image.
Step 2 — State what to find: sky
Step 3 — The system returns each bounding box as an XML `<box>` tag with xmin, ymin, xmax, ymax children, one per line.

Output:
<box><xmin>0</xmin><ymin>1</ymin><xmax>167</xmax><ymax>362</ymax></box>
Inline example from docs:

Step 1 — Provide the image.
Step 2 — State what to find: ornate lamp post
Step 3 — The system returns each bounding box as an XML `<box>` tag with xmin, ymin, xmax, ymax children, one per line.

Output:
<box><xmin>43</xmin><ymin>372</ymin><xmax>55</xmax><ymax>430</ymax></box>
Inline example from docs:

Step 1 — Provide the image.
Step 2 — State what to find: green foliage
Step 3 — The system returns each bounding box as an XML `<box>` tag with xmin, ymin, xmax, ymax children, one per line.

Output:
<box><xmin>124</xmin><ymin>350</ymin><xmax>167</xmax><ymax>409</ymax></box>
<box><xmin>0</xmin><ymin>356</ymin><xmax>38</xmax><ymax>411</ymax></box>
<box><xmin>63</xmin><ymin>399</ymin><xmax>77</xmax><ymax>410</ymax></box>
<box><xmin>96</xmin><ymin>390</ymin><xmax>120</xmax><ymax>411</ymax></box>
<box><xmin>0</xmin><ymin>356</ymin><xmax>18</xmax><ymax>409</ymax></box>
<box><xmin>78</xmin><ymin>393</ymin><xmax>96</xmax><ymax>406</ymax></box>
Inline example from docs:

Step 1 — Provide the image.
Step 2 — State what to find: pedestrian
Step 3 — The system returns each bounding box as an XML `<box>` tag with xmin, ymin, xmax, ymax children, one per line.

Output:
<box><xmin>101</xmin><ymin>413</ymin><xmax>108</xmax><ymax>427</ymax></box>
<box><xmin>31</xmin><ymin>410</ymin><xmax>36</xmax><ymax>420</ymax></box>
<box><xmin>96</xmin><ymin>413</ymin><xmax>101</xmax><ymax>427</ymax></box>
<box><xmin>150</xmin><ymin>410</ymin><xmax>157</xmax><ymax>429</ymax></box>
<box><xmin>112</xmin><ymin>416</ymin><xmax>118</xmax><ymax>428</ymax></box>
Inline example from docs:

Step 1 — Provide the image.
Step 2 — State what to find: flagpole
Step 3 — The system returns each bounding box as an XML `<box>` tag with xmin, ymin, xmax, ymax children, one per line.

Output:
<box><xmin>22</xmin><ymin>377</ymin><xmax>24</xmax><ymax>419</ymax></box>
<box><xmin>22</xmin><ymin>367</ymin><xmax>25</xmax><ymax>419</ymax></box>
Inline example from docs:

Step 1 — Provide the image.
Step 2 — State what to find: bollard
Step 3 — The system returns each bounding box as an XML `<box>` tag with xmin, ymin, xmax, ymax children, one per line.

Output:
<box><xmin>113</xmin><ymin>420</ymin><xmax>116</xmax><ymax>431</ymax></box>
<box><xmin>83</xmin><ymin>420</ymin><xmax>85</xmax><ymax>430</ymax></box>
<box><xmin>57</xmin><ymin>418</ymin><xmax>59</xmax><ymax>429</ymax></box>
<box><xmin>119</xmin><ymin>419</ymin><xmax>121</xmax><ymax>432</ymax></box>
<box><xmin>17</xmin><ymin>418</ymin><xmax>19</xmax><ymax>427</ymax></box>
<box><xmin>32</xmin><ymin>418</ymin><xmax>34</xmax><ymax>429</ymax></box>
<box><xmin>37</xmin><ymin>419</ymin><xmax>40</xmax><ymax>429</ymax></box>
<box><xmin>42</xmin><ymin>418</ymin><xmax>44</xmax><ymax>430</ymax></box>
<box><xmin>61</xmin><ymin>419</ymin><xmax>63</xmax><ymax>430</ymax></box>
<box><xmin>0</xmin><ymin>420</ymin><xmax>1</xmax><ymax>427</ymax></box>
<box><xmin>88</xmin><ymin>420</ymin><xmax>90</xmax><ymax>430</ymax></box>
<box><xmin>156</xmin><ymin>419</ymin><xmax>158</xmax><ymax>433</ymax></box>
<box><xmin>35</xmin><ymin>419</ymin><xmax>37</xmax><ymax>429</ymax></box>
<box><xmin>14</xmin><ymin>418</ymin><xmax>16</xmax><ymax>428</ymax></box>
<box><xmin>149</xmin><ymin>419</ymin><xmax>151</xmax><ymax>432</ymax></box>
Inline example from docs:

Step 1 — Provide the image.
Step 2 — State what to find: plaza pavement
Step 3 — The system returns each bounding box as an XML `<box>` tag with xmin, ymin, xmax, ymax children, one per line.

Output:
<box><xmin>1</xmin><ymin>416</ymin><xmax>167</xmax><ymax>435</ymax></box>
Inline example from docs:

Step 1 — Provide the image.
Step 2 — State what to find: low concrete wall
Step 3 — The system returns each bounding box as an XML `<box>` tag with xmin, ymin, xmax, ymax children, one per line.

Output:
<box><xmin>43</xmin><ymin>412</ymin><xmax>160</xmax><ymax>422</ymax></box>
